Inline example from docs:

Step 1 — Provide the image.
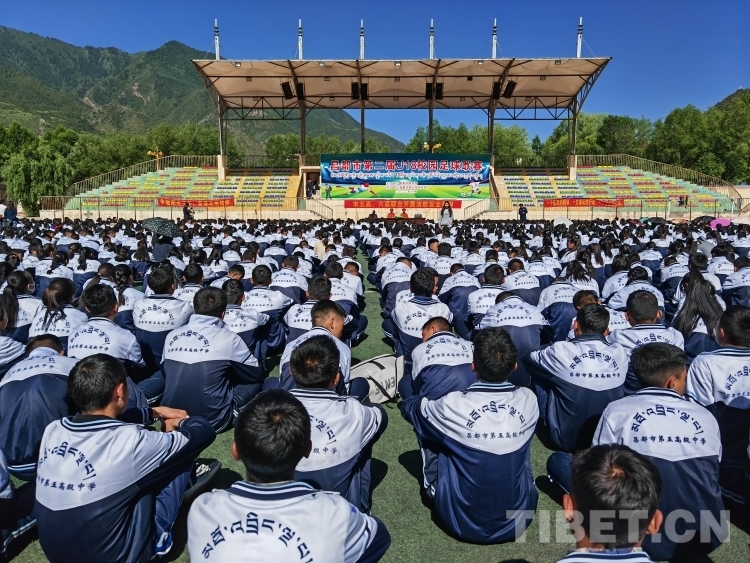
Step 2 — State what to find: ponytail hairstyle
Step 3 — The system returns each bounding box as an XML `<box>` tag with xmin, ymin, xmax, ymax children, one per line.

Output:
<box><xmin>132</xmin><ymin>241</ymin><xmax>150</xmax><ymax>262</ymax></box>
<box><xmin>77</xmin><ymin>247</ymin><xmax>96</xmax><ymax>271</ymax></box>
<box><xmin>41</xmin><ymin>278</ymin><xmax>76</xmax><ymax>330</ymax></box>
<box><xmin>114</xmin><ymin>247</ymin><xmax>129</xmax><ymax>264</ymax></box>
<box><xmin>41</xmin><ymin>243</ymin><xmax>56</xmax><ymax>259</ymax></box>
<box><xmin>87</xmin><ymin>263</ymin><xmax>114</xmax><ymax>290</ymax></box>
<box><xmin>190</xmin><ymin>249</ymin><xmax>208</xmax><ymax>266</ymax></box>
<box><xmin>207</xmin><ymin>246</ymin><xmax>223</xmax><ymax>267</ymax></box>
<box><xmin>4</xmin><ymin>254</ymin><xmax>20</xmax><ymax>272</ymax></box>
<box><xmin>111</xmin><ymin>264</ymin><xmax>134</xmax><ymax>307</ymax></box>
<box><xmin>565</xmin><ymin>260</ymin><xmax>592</xmax><ymax>282</ymax></box>
<box><xmin>66</xmin><ymin>242</ymin><xmax>81</xmax><ymax>261</ymax></box>
<box><xmin>2</xmin><ymin>271</ymin><xmax>34</xmax><ymax>329</ymax></box>
<box><xmin>46</xmin><ymin>251</ymin><xmax>69</xmax><ymax>276</ymax></box>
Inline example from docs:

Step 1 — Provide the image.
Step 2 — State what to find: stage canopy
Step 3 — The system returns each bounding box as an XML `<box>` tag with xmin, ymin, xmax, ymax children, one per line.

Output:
<box><xmin>193</xmin><ymin>57</ymin><xmax>610</xmax><ymax>119</ymax></box>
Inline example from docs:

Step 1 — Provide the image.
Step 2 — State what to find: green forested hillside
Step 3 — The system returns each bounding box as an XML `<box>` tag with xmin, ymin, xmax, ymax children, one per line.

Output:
<box><xmin>0</xmin><ymin>26</ymin><xmax>404</xmax><ymax>151</ymax></box>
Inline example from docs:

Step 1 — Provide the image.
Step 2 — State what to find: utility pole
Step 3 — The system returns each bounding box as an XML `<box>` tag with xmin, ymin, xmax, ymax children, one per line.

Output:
<box><xmin>298</xmin><ymin>19</ymin><xmax>303</xmax><ymax>60</ymax></box>
<box><xmin>491</xmin><ymin>18</ymin><xmax>497</xmax><ymax>59</ymax></box>
<box><xmin>214</xmin><ymin>19</ymin><xmax>220</xmax><ymax>60</ymax></box>
<box><xmin>428</xmin><ymin>20</ymin><xmax>435</xmax><ymax>151</ymax></box>
<box><xmin>576</xmin><ymin>17</ymin><xmax>583</xmax><ymax>58</ymax></box>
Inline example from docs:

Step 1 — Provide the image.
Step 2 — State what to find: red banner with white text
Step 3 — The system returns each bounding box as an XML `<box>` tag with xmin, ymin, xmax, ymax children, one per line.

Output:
<box><xmin>157</xmin><ymin>197</ymin><xmax>234</xmax><ymax>208</ymax></box>
<box><xmin>344</xmin><ymin>199</ymin><xmax>463</xmax><ymax>209</ymax></box>
<box><xmin>542</xmin><ymin>198</ymin><xmax>625</xmax><ymax>208</ymax></box>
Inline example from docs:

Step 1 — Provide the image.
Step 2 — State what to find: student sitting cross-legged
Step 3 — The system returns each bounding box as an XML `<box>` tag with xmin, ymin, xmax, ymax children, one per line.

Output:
<box><xmin>187</xmin><ymin>389</ymin><xmax>391</xmax><ymax>562</ymax></box>
<box><xmin>161</xmin><ymin>287</ymin><xmax>264</xmax><ymax>433</ymax></box>
<box><xmin>35</xmin><ymin>354</ymin><xmax>218</xmax><ymax>563</ymax></box>
<box><xmin>555</xmin><ymin>444</ymin><xmax>663</xmax><ymax>563</ymax></box>
<box><xmin>521</xmin><ymin>303</ymin><xmax>628</xmax><ymax>453</ymax></box>
<box><xmin>288</xmin><ymin>335</ymin><xmax>387</xmax><ymax>513</ymax></box>
<box><xmin>401</xmin><ymin>327</ymin><xmax>539</xmax><ymax>544</ymax></box>
<box><xmin>548</xmin><ymin>343</ymin><xmax>725</xmax><ymax>561</ymax></box>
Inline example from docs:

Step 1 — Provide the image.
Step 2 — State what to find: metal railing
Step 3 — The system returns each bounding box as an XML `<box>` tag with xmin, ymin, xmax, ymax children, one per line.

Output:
<box><xmin>38</xmin><ymin>196</ymin><xmax>330</xmax><ymax>221</ymax></box>
<box><xmin>493</xmin><ymin>155</ymin><xmax>568</xmax><ymax>169</ymax></box>
<box><xmin>462</xmin><ymin>199</ymin><xmax>491</xmax><ymax>220</ymax></box>
<box><xmin>65</xmin><ymin>155</ymin><xmax>218</xmax><ymax>197</ymax></box>
<box><xmin>577</xmin><ymin>154</ymin><xmax>738</xmax><ymax>196</ymax></box>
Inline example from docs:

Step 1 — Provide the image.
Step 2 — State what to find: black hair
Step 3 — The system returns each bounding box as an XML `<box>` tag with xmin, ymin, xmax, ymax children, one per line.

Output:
<box><xmin>734</xmin><ymin>256</ymin><xmax>750</xmax><ymax>270</ymax></box>
<box><xmin>484</xmin><ymin>264</ymin><xmax>505</xmax><ymax>286</ymax></box>
<box><xmin>81</xmin><ymin>284</ymin><xmax>117</xmax><ymax>317</ymax></box>
<box><xmin>718</xmin><ymin>306</ymin><xmax>750</xmax><ymax>347</ymax></box>
<box><xmin>422</xmin><ymin>316</ymin><xmax>452</xmax><ymax>333</ymax></box>
<box><xmin>251</xmin><ymin>265</ymin><xmax>272</xmax><ymax>286</ymax></box>
<box><xmin>576</xmin><ymin>304</ymin><xmax>610</xmax><ymax>335</ymax></box>
<box><xmin>631</xmin><ymin>343</ymin><xmax>688</xmax><ymax>388</ymax></box>
<box><xmin>324</xmin><ymin>261</ymin><xmax>344</xmax><ymax>279</ymax></box>
<box><xmin>183</xmin><ymin>263</ymin><xmax>204</xmax><ymax>284</ymax></box>
<box><xmin>132</xmin><ymin>240</ymin><xmax>151</xmax><ymax>262</ymax></box>
<box><xmin>26</xmin><ymin>333</ymin><xmax>64</xmax><ymax>354</ymax></box>
<box><xmin>147</xmin><ymin>265</ymin><xmax>175</xmax><ymax>294</ymax></box>
<box><xmin>290</xmin><ymin>335</ymin><xmax>340</xmax><ymax>388</ymax></box>
<box><xmin>626</xmin><ymin>290</ymin><xmax>659</xmax><ymax>324</ymax></box>
<box><xmin>46</xmin><ymin>251</ymin><xmax>69</xmax><ymax>276</ymax></box>
<box><xmin>233</xmin><ymin>389</ymin><xmax>311</xmax><ymax>483</ymax></box>
<box><xmin>308</xmin><ymin>275</ymin><xmax>332</xmax><ymax>301</ymax></box>
<box><xmin>689</xmin><ymin>253</ymin><xmax>708</xmax><ymax>270</ymax></box>
<box><xmin>473</xmin><ymin>327</ymin><xmax>518</xmax><ymax>382</ymax></box>
<box><xmin>282</xmin><ymin>255</ymin><xmax>299</xmax><ymax>269</ymax></box>
<box><xmin>570</xmin><ymin>444</ymin><xmax>662</xmax><ymax>549</ymax></box>
<box><xmin>672</xmin><ymin>275</ymin><xmax>723</xmax><ymax>339</ymax></box>
<box><xmin>68</xmin><ymin>354</ymin><xmax>128</xmax><ymax>413</ymax></box>
<box><xmin>411</xmin><ymin>268</ymin><xmax>436</xmax><ymax>297</ymax></box>
<box><xmin>41</xmin><ymin>278</ymin><xmax>75</xmax><ymax>331</ymax></box>
<box><xmin>2</xmin><ymin>270</ymin><xmax>33</xmax><ymax>329</ymax></box>
<box><xmin>228</xmin><ymin>264</ymin><xmax>246</xmax><ymax>278</ymax></box>
<box><xmin>310</xmin><ymin>299</ymin><xmax>346</xmax><ymax>326</ymax></box>
<box><xmin>572</xmin><ymin>290</ymin><xmax>599</xmax><ymax>309</ymax></box>
<box><xmin>112</xmin><ymin>264</ymin><xmax>133</xmax><ymax>307</ymax></box>
<box><xmin>627</xmin><ymin>266</ymin><xmax>650</xmax><ymax>283</ymax></box>
<box><xmin>194</xmin><ymin>287</ymin><xmax>227</xmax><ymax>318</ymax></box>
<box><xmin>77</xmin><ymin>247</ymin><xmax>97</xmax><ymax>271</ymax></box>
<box><xmin>222</xmin><ymin>278</ymin><xmax>245</xmax><ymax>305</ymax></box>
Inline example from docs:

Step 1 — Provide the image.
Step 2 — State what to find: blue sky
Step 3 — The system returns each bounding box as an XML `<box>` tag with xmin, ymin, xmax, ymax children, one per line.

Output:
<box><xmin>2</xmin><ymin>0</ymin><xmax>748</xmax><ymax>143</ymax></box>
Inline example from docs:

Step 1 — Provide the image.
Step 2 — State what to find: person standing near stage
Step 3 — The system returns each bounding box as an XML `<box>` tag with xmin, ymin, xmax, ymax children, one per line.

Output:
<box><xmin>438</xmin><ymin>201</ymin><xmax>453</xmax><ymax>227</ymax></box>
<box><xmin>183</xmin><ymin>202</ymin><xmax>193</xmax><ymax>221</ymax></box>
<box><xmin>518</xmin><ymin>204</ymin><xmax>528</xmax><ymax>222</ymax></box>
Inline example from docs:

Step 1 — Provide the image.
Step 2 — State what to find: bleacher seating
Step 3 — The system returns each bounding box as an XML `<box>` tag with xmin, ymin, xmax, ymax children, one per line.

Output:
<box><xmin>66</xmin><ymin>167</ymin><xmax>301</xmax><ymax>212</ymax></box>
<box><xmin>495</xmin><ymin>165</ymin><xmax>731</xmax><ymax>211</ymax></box>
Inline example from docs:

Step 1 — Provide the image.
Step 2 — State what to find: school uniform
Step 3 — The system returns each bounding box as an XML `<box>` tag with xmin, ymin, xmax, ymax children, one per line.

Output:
<box><xmin>35</xmin><ymin>412</ymin><xmax>215</xmax><ymax>562</ymax></box>
<box><xmin>686</xmin><ymin>346</ymin><xmax>750</xmax><ymax>504</ymax></box>
<box><xmin>538</xmin><ymin>281</ymin><xmax>580</xmax><ymax>343</ymax></box>
<box><xmin>7</xmin><ymin>295</ymin><xmax>44</xmax><ymax>345</ymax></box>
<box><xmin>391</xmin><ymin>296</ymin><xmax>452</xmax><ymax>374</ymax></box>
<box><xmin>291</xmin><ymin>387</ymin><xmax>386</xmax><ymax>512</ymax></box>
<box><xmin>593</xmin><ymin>389</ymin><xmax>724</xmax><ymax>560</ymax></box>
<box><xmin>278</xmin><ymin>327</ymin><xmax>351</xmax><ymax>393</ymax></box>
<box><xmin>408</xmin><ymin>331</ymin><xmax>474</xmax><ymax>401</ymax></box>
<box><xmin>401</xmin><ymin>381</ymin><xmax>539</xmax><ymax>544</ymax></box>
<box><xmin>187</xmin><ymin>480</ymin><xmax>391</xmax><ymax>563</ymax></box>
<box><xmin>161</xmin><ymin>315</ymin><xmax>263</xmax><ymax>433</ymax></box>
<box><xmin>521</xmin><ymin>335</ymin><xmax>628</xmax><ymax>452</ymax></box>
<box><xmin>607</xmin><ymin>324</ymin><xmax>685</xmax><ymax>395</ymax></box>
<box><xmin>28</xmin><ymin>306</ymin><xmax>89</xmax><ymax>350</ymax></box>
<box><xmin>133</xmin><ymin>296</ymin><xmax>193</xmax><ymax>371</ymax></box>
<box><xmin>0</xmin><ymin>348</ymin><xmax>77</xmax><ymax>479</ymax></box>
<box><xmin>173</xmin><ymin>283</ymin><xmax>202</xmax><ymax>305</ymax></box>
<box><xmin>467</xmin><ymin>284</ymin><xmax>504</xmax><ymax>329</ymax></box>
<box><xmin>0</xmin><ymin>448</ymin><xmax>36</xmax><ymax>556</ymax></box>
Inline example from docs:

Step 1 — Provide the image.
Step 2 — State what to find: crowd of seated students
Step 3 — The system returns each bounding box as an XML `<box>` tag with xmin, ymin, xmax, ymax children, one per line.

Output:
<box><xmin>0</xmin><ymin>214</ymin><xmax>749</xmax><ymax>562</ymax></box>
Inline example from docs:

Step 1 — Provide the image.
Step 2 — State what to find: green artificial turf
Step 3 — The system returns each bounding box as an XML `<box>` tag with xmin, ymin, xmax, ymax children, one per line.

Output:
<box><xmin>9</xmin><ymin>251</ymin><xmax>750</xmax><ymax>562</ymax></box>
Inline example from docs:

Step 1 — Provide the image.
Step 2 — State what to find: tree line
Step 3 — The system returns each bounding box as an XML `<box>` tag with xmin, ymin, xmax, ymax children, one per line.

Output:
<box><xmin>1</xmin><ymin>89</ymin><xmax>747</xmax><ymax>214</ymax></box>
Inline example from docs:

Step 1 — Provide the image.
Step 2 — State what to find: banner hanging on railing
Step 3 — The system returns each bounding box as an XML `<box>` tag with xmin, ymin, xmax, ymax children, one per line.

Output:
<box><xmin>320</xmin><ymin>153</ymin><xmax>491</xmax><ymax>200</ymax></box>
<box><xmin>343</xmin><ymin>200</ymin><xmax>463</xmax><ymax>209</ymax></box>
<box><xmin>156</xmin><ymin>197</ymin><xmax>234</xmax><ymax>208</ymax></box>
<box><xmin>542</xmin><ymin>198</ymin><xmax>625</xmax><ymax>208</ymax></box>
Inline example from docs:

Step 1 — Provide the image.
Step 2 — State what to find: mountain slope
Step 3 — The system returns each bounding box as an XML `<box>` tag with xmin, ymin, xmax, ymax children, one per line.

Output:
<box><xmin>0</xmin><ymin>26</ymin><xmax>404</xmax><ymax>150</ymax></box>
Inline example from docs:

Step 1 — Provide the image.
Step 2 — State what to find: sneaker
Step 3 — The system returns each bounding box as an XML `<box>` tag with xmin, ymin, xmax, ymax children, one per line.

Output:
<box><xmin>183</xmin><ymin>461</ymin><xmax>221</xmax><ymax>503</ymax></box>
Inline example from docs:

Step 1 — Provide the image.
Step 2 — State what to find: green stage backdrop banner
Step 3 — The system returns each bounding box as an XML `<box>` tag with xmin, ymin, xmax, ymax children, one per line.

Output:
<box><xmin>319</xmin><ymin>153</ymin><xmax>491</xmax><ymax>199</ymax></box>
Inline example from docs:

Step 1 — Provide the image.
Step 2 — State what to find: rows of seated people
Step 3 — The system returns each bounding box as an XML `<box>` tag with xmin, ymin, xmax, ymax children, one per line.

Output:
<box><xmin>1</xmin><ymin>215</ymin><xmax>750</xmax><ymax>562</ymax></box>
